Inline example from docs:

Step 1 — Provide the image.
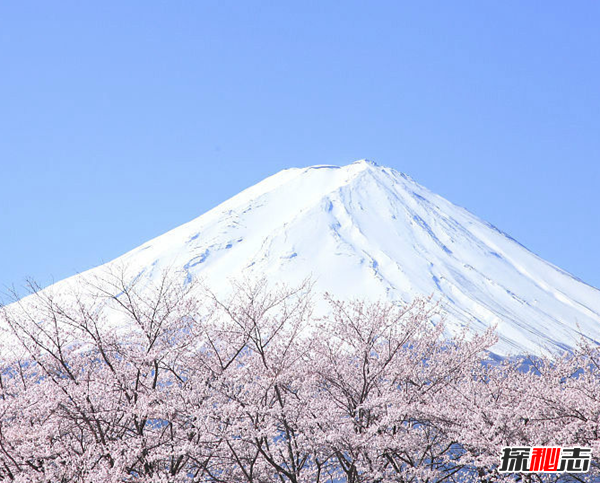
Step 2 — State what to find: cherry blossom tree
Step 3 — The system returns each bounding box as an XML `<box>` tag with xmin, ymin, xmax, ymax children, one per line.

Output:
<box><xmin>0</xmin><ymin>268</ymin><xmax>598</xmax><ymax>482</ymax></box>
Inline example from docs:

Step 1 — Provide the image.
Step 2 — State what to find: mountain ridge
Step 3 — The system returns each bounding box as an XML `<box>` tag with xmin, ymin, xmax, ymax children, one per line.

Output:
<box><xmin>7</xmin><ymin>160</ymin><xmax>600</xmax><ymax>356</ymax></box>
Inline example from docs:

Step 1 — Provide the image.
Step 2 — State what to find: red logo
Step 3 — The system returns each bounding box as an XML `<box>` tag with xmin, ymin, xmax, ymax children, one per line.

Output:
<box><xmin>499</xmin><ymin>447</ymin><xmax>591</xmax><ymax>473</ymax></box>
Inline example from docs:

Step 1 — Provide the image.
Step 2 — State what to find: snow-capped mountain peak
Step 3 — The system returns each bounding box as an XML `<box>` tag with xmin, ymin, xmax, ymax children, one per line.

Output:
<box><xmin>11</xmin><ymin>160</ymin><xmax>600</xmax><ymax>355</ymax></box>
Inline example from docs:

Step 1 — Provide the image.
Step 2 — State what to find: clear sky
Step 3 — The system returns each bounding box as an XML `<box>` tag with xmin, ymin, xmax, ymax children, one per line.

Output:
<box><xmin>1</xmin><ymin>1</ymin><xmax>599</xmax><ymax>298</ymax></box>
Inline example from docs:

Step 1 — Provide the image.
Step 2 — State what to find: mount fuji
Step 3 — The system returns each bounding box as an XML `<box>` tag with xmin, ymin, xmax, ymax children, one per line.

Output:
<box><xmin>11</xmin><ymin>160</ymin><xmax>600</xmax><ymax>355</ymax></box>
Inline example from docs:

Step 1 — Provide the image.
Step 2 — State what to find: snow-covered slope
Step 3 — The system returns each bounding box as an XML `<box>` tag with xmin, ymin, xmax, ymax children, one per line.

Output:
<box><xmin>11</xmin><ymin>160</ymin><xmax>600</xmax><ymax>355</ymax></box>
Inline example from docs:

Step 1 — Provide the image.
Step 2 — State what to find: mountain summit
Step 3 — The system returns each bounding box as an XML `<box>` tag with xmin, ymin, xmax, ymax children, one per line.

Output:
<box><xmin>20</xmin><ymin>161</ymin><xmax>600</xmax><ymax>354</ymax></box>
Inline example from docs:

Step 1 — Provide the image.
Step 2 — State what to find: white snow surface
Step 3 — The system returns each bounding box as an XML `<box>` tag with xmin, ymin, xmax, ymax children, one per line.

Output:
<box><xmin>6</xmin><ymin>160</ymin><xmax>600</xmax><ymax>355</ymax></box>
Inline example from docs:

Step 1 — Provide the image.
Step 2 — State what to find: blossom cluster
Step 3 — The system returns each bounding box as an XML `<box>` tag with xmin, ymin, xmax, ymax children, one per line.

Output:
<box><xmin>0</xmin><ymin>270</ymin><xmax>598</xmax><ymax>482</ymax></box>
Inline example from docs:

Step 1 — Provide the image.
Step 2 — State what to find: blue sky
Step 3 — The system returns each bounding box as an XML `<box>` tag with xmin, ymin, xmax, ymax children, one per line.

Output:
<box><xmin>1</xmin><ymin>1</ymin><xmax>599</xmax><ymax>296</ymax></box>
